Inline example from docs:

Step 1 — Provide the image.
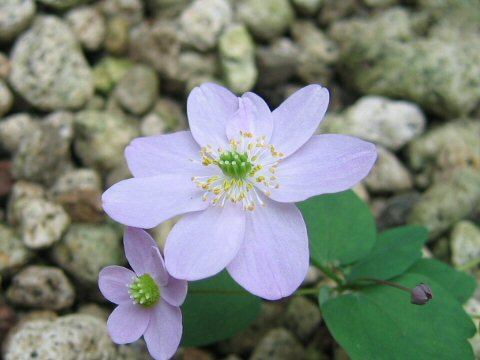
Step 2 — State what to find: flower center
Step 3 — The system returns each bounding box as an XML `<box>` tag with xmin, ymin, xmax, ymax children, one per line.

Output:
<box><xmin>192</xmin><ymin>131</ymin><xmax>284</xmax><ymax>211</ymax></box>
<box><xmin>218</xmin><ymin>151</ymin><xmax>253</xmax><ymax>179</ymax></box>
<box><xmin>129</xmin><ymin>274</ymin><xmax>160</xmax><ymax>307</ymax></box>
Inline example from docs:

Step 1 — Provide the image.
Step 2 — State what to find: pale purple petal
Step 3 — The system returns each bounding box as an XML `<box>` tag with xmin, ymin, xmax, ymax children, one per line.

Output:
<box><xmin>143</xmin><ymin>302</ymin><xmax>182</xmax><ymax>360</ymax></box>
<box><xmin>107</xmin><ymin>303</ymin><xmax>151</xmax><ymax>344</ymax></box>
<box><xmin>99</xmin><ymin>266</ymin><xmax>135</xmax><ymax>305</ymax></box>
<box><xmin>227</xmin><ymin>202</ymin><xmax>309</xmax><ymax>300</ymax></box>
<box><xmin>188</xmin><ymin>83</ymin><xmax>239</xmax><ymax>148</ymax></box>
<box><xmin>269</xmin><ymin>134</ymin><xmax>377</xmax><ymax>203</ymax></box>
<box><xmin>270</xmin><ymin>85</ymin><xmax>329</xmax><ymax>157</ymax></box>
<box><xmin>125</xmin><ymin>131</ymin><xmax>205</xmax><ymax>178</ymax></box>
<box><xmin>160</xmin><ymin>276</ymin><xmax>188</xmax><ymax>307</ymax></box>
<box><xmin>226</xmin><ymin>93</ymin><xmax>273</xmax><ymax>141</ymax></box>
<box><xmin>165</xmin><ymin>205</ymin><xmax>246</xmax><ymax>280</ymax></box>
<box><xmin>102</xmin><ymin>175</ymin><xmax>209</xmax><ymax>229</ymax></box>
<box><xmin>124</xmin><ymin>227</ymin><xmax>168</xmax><ymax>285</ymax></box>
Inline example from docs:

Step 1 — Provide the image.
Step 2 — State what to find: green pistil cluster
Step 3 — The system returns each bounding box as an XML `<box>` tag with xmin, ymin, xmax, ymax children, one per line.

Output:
<box><xmin>129</xmin><ymin>274</ymin><xmax>160</xmax><ymax>307</ymax></box>
<box><xmin>218</xmin><ymin>151</ymin><xmax>253</xmax><ymax>179</ymax></box>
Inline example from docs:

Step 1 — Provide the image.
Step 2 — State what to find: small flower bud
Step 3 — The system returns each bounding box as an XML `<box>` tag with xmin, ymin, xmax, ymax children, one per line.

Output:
<box><xmin>411</xmin><ymin>283</ymin><xmax>433</xmax><ymax>305</ymax></box>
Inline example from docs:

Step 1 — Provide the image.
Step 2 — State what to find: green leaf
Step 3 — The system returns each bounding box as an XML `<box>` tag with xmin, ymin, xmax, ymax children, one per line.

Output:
<box><xmin>322</xmin><ymin>274</ymin><xmax>476</xmax><ymax>360</ymax></box>
<box><xmin>298</xmin><ymin>190</ymin><xmax>376</xmax><ymax>266</ymax></box>
<box><xmin>181</xmin><ymin>271</ymin><xmax>261</xmax><ymax>347</ymax></box>
<box><xmin>407</xmin><ymin>258</ymin><xmax>476</xmax><ymax>304</ymax></box>
<box><xmin>347</xmin><ymin>226</ymin><xmax>428</xmax><ymax>281</ymax></box>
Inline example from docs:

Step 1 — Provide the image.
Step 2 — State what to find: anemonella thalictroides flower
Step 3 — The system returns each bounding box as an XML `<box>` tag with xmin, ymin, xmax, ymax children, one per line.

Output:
<box><xmin>98</xmin><ymin>227</ymin><xmax>187</xmax><ymax>360</ymax></box>
<box><xmin>102</xmin><ymin>83</ymin><xmax>377</xmax><ymax>300</ymax></box>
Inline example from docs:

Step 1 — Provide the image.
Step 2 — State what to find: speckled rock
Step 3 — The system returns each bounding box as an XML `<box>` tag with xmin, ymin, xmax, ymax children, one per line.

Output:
<box><xmin>4</xmin><ymin>314</ymin><xmax>116</xmax><ymax>360</ymax></box>
<box><xmin>322</xmin><ymin>96</ymin><xmax>425</xmax><ymax>151</ymax></box>
<box><xmin>92</xmin><ymin>56</ymin><xmax>133</xmax><ymax>94</ymax></box>
<box><xmin>364</xmin><ymin>0</ymin><xmax>398</xmax><ymax>8</ymax></box>
<box><xmin>291</xmin><ymin>0</ymin><xmax>323</xmax><ymax>16</ymax></box>
<box><xmin>291</xmin><ymin>21</ymin><xmax>339</xmax><ymax>85</ymax></box>
<box><xmin>238</xmin><ymin>0</ymin><xmax>295</xmax><ymax>41</ymax></box>
<box><xmin>140</xmin><ymin>98</ymin><xmax>188</xmax><ymax>136</ymax></box>
<box><xmin>250</xmin><ymin>328</ymin><xmax>305</xmax><ymax>360</ymax></box>
<box><xmin>256</xmin><ymin>38</ymin><xmax>297</xmax><ymax>87</ymax></box>
<box><xmin>114</xmin><ymin>64</ymin><xmax>158</xmax><ymax>115</ymax></box>
<box><xmin>104</xmin><ymin>17</ymin><xmax>129</xmax><ymax>55</ymax></box>
<box><xmin>19</xmin><ymin>198</ymin><xmax>70</xmax><ymax>249</ymax></box>
<box><xmin>10</xmin><ymin>16</ymin><xmax>93</xmax><ymax>111</ymax></box>
<box><xmin>98</xmin><ymin>0</ymin><xmax>144</xmax><ymax>26</ymax></box>
<box><xmin>6</xmin><ymin>181</ymin><xmax>45</xmax><ymax>226</ymax></box>
<box><xmin>376</xmin><ymin>191</ymin><xmax>421</xmax><ymax>230</ymax></box>
<box><xmin>38</xmin><ymin>0</ymin><xmax>86</xmax><ymax>9</ymax></box>
<box><xmin>283</xmin><ymin>297</ymin><xmax>321</xmax><ymax>343</ymax></box>
<box><xmin>73</xmin><ymin>110</ymin><xmax>139</xmax><ymax>172</ymax></box>
<box><xmin>407</xmin><ymin>169</ymin><xmax>480</xmax><ymax>239</ymax></box>
<box><xmin>364</xmin><ymin>147</ymin><xmax>413</xmax><ymax>193</ymax></box>
<box><xmin>0</xmin><ymin>114</ymin><xmax>36</xmax><ymax>154</ymax></box>
<box><xmin>179</xmin><ymin>0</ymin><xmax>232</xmax><ymax>51</ymax></box>
<box><xmin>0</xmin><ymin>223</ymin><xmax>31</xmax><ymax>275</ymax></box>
<box><xmin>0</xmin><ymin>0</ymin><xmax>35</xmax><ymax>42</ymax></box>
<box><xmin>66</xmin><ymin>6</ymin><xmax>106</xmax><ymax>52</ymax></box>
<box><xmin>7</xmin><ymin>266</ymin><xmax>75</xmax><ymax>310</ymax></box>
<box><xmin>318</xmin><ymin>0</ymin><xmax>358</xmax><ymax>25</ymax></box>
<box><xmin>176</xmin><ymin>51</ymin><xmax>218</xmax><ymax>86</ymax></box>
<box><xmin>49</xmin><ymin>169</ymin><xmax>104</xmax><ymax>223</ymax></box>
<box><xmin>0</xmin><ymin>80</ymin><xmax>13</xmax><ymax>117</ymax></box>
<box><xmin>12</xmin><ymin>112</ymin><xmax>74</xmax><ymax>186</ymax></box>
<box><xmin>407</xmin><ymin>120</ymin><xmax>480</xmax><ymax>187</ymax></box>
<box><xmin>450</xmin><ymin>221</ymin><xmax>480</xmax><ymax>268</ymax></box>
<box><xmin>51</xmin><ymin>223</ymin><xmax>124</xmax><ymax>284</ymax></box>
<box><xmin>0</xmin><ymin>52</ymin><xmax>11</xmax><ymax>79</ymax></box>
<box><xmin>219</xmin><ymin>24</ymin><xmax>256</xmax><ymax>94</ymax></box>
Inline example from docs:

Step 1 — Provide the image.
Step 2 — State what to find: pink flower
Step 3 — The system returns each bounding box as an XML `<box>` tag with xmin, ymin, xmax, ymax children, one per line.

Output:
<box><xmin>102</xmin><ymin>83</ymin><xmax>377</xmax><ymax>300</ymax></box>
<box><xmin>98</xmin><ymin>227</ymin><xmax>187</xmax><ymax>360</ymax></box>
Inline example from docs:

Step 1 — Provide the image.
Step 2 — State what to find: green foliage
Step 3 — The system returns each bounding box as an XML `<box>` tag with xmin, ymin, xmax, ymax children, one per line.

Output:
<box><xmin>298</xmin><ymin>190</ymin><xmax>376</xmax><ymax>266</ymax></box>
<box><xmin>181</xmin><ymin>271</ymin><xmax>261</xmax><ymax>347</ymax></box>
<box><xmin>347</xmin><ymin>226</ymin><xmax>428</xmax><ymax>281</ymax></box>
<box><xmin>322</xmin><ymin>274</ymin><xmax>476</xmax><ymax>360</ymax></box>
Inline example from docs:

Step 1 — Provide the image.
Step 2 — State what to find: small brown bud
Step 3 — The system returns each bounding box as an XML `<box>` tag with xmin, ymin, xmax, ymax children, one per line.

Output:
<box><xmin>411</xmin><ymin>283</ymin><xmax>433</xmax><ymax>305</ymax></box>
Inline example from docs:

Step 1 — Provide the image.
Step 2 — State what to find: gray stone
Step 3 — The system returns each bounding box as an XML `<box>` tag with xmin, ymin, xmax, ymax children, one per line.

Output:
<box><xmin>77</xmin><ymin>303</ymin><xmax>109</xmax><ymax>322</ymax></box>
<box><xmin>376</xmin><ymin>191</ymin><xmax>421</xmax><ymax>231</ymax></box>
<box><xmin>256</xmin><ymin>38</ymin><xmax>297</xmax><ymax>87</ymax></box>
<box><xmin>51</xmin><ymin>223</ymin><xmax>124</xmax><ymax>284</ymax></box>
<box><xmin>0</xmin><ymin>223</ymin><xmax>31</xmax><ymax>275</ymax></box>
<box><xmin>364</xmin><ymin>0</ymin><xmax>398</xmax><ymax>8</ymax></box>
<box><xmin>4</xmin><ymin>314</ymin><xmax>116</xmax><ymax>360</ymax></box>
<box><xmin>19</xmin><ymin>198</ymin><xmax>70</xmax><ymax>249</ymax></box>
<box><xmin>0</xmin><ymin>80</ymin><xmax>13</xmax><ymax>117</ymax></box>
<box><xmin>114</xmin><ymin>65</ymin><xmax>158</xmax><ymax>115</ymax></box>
<box><xmin>364</xmin><ymin>147</ymin><xmax>413</xmax><ymax>193</ymax></box>
<box><xmin>283</xmin><ymin>297</ymin><xmax>321</xmax><ymax>342</ymax></box>
<box><xmin>238</xmin><ymin>0</ymin><xmax>295</xmax><ymax>41</ymax></box>
<box><xmin>73</xmin><ymin>110</ymin><xmax>139</xmax><ymax>172</ymax></box>
<box><xmin>66</xmin><ymin>6</ymin><xmax>106</xmax><ymax>52</ymax></box>
<box><xmin>291</xmin><ymin>0</ymin><xmax>323</xmax><ymax>16</ymax></box>
<box><xmin>219</xmin><ymin>24</ymin><xmax>257</xmax><ymax>94</ymax></box>
<box><xmin>291</xmin><ymin>21</ymin><xmax>339</xmax><ymax>85</ymax></box>
<box><xmin>7</xmin><ymin>265</ymin><xmax>75</xmax><ymax>310</ymax></box>
<box><xmin>0</xmin><ymin>52</ymin><xmax>10</xmax><ymax>79</ymax></box>
<box><xmin>407</xmin><ymin>169</ymin><xmax>480</xmax><ymax>239</ymax></box>
<box><xmin>38</xmin><ymin>0</ymin><xmax>86</xmax><ymax>9</ymax></box>
<box><xmin>6</xmin><ymin>181</ymin><xmax>46</xmax><ymax>226</ymax></box>
<box><xmin>0</xmin><ymin>0</ymin><xmax>35</xmax><ymax>42</ymax></box>
<box><xmin>250</xmin><ymin>328</ymin><xmax>305</xmax><ymax>360</ymax></box>
<box><xmin>92</xmin><ymin>56</ymin><xmax>133</xmax><ymax>94</ymax></box>
<box><xmin>12</xmin><ymin>112</ymin><xmax>74</xmax><ymax>186</ymax></box>
<box><xmin>451</xmin><ymin>221</ymin><xmax>480</xmax><ymax>268</ymax></box>
<box><xmin>104</xmin><ymin>17</ymin><xmax>129</xmax><ymax>55</ymax></box>
<box><xmin>145</xmin><ymin>0</ymin><xmax>190</xmax><ymax>17</ymax></box>
<box><xmin>318</xmin><ymin>0</ymin><xmax>357</xmax><ymax>25</ymax></box>
<box><xmin>407</xmin><ymin>120</ymin><xmax>480</xmax><ymax>187</ymax></box>
<box><xmin>179</xmin><ymin>0</ymin><xmax>232</xmax><ymax>51</ymax></box>
<box><xmin>176</xmin><ymin>51</ymin><xmax>218</xmax><ymax>84</ymax></box>
<box><xmin>140</xmin><ymin>98</ymin><xmax>188</xmax><ymax>136</ymax></box>
<box><xmin>10</xmin><ymin>16</ymin><xmax>93</xmax><ymax>111</ymax></box>
<box><xmin>0</xmin><ymin>113</ymin><xmax>36</xmax><ymax>153</ymax></box>
<box><xmin>98</xmin><ymin>0</ymin><xmax>144</xmax><ymax>26</ymax></box>
<box><xmin>322</xmin><ymin>96</ymin><xmax>426</xmax><ymax>151</ymax></box>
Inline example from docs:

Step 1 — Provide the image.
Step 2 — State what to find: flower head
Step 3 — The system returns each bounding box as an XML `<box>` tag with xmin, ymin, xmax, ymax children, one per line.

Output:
<box><xmin>411</xmin><ymin>283</ymin><xmax>433</xmax><ymax>305</ymax></box>
<box><xmin>102</xmin><ymin>83</ymin><xmax>377</xmax><ymax>300</ymax></box>
<box><xmin>98</xmin><ymin>227</ymin><xmax>187</xmax><ymax>360</ymax></box>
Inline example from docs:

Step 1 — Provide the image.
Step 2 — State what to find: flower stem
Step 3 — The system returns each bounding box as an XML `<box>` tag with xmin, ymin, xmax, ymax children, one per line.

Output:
<box><xmin>456</xmin><ymin>256</ymin><xmax>480</xmax><ymax>271</ymax></box>
<box><xmin>351</xmin><ymin>277</ymin><xmax>411</xmax><ymax>293</ymax></box>
<box><xmin>315</xmin><ymin>262</ymin><xmax>344</xmax><ymax>285</ymax></box>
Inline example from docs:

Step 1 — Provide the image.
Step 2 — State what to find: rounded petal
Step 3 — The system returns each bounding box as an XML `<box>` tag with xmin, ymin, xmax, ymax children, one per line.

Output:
<box><xmin>144</xmin><ymin>302</ymin><xmax>182</xmax><ymax>360</ymax></box>
<box><xmin>102</xmin><ymin>175</ymin><xmax>209</xmax><ymax>229</ymax></box>
<box><xmin>165</xmin><ymin>205</ymin><xmax>246</xmax><ymax>281</ymax></box>
<box><xmin>227</xmin><ymin>202</ymin><xmax>309</xmax><ymax>300</ymax></box>
<box><xmin>99</xmin><ymin>266</ymin><xmax>135</xmax><ymax>305</ymax></box>
<box><xmin>270</xmin><ymin>134</ymin><xmax>377</xmax><ymax>203</ymax></box>
<box><xmin>271</xmin><ymin>85</ymin><xmax>329</xmax><ymax>157</ymax></box>
<box><xmin>124</xmin><ymin>227</ymin><xmax>168</xmax><ymax>285</ymax></box>
<box><xmin>161</xmin><ymin>276</ymin><xmax>188</xmax><ymax>307</ymax></box>
<box><xmin>107</xmin><ymin>303</ymin><xmax>151</xmax><ymax>344</ymax></box>
<box><xmin>226</xmin><ymin>93</ymin><xmax>273</xmax><ymax>141</ymax></box>
<box><xmin>125</xmin><ymin>131</ymin><xmax>204</xmax><ymax>178</ymax></box>
<box><xmin>187</xmin><ymin>83</ymin><xmax>239</xmax><ymax>148</ymax></box>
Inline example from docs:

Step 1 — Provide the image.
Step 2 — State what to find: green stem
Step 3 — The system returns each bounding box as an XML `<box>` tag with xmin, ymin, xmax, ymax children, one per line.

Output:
<box><xmin>315</xmin><ymin>263</ymin><xmax>343</xmax><ymax>285</ymax></box>
<box><xmin>351</xmin><ymin>277</ymin><xmax>411</xmax><ymax>293</ymax></box>
<box><xmin>456</xmin><ymin>256</ymin><xmax>480</xmax><ymax>271</ymax></box>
